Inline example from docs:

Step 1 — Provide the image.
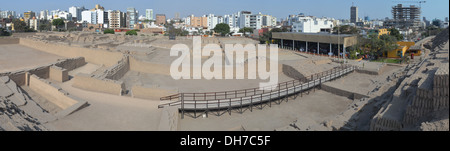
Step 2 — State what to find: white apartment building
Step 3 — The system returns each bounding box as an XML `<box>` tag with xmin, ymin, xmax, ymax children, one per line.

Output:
<box><xmin>207</xmin><ymin>14</ymin><xmax>218</xmax><ymax>30</ymax></box>
<box><xmin>108</xmin><ymin>10</ymin><xmax>126</xmax><ymax>28</ymax></box>
<box><xmin>146</xmin><ymin>9</ymin><xmax>153</xmax><ymax>20</ymax></box>
<box><xmin>239</xmin><ymin>11</ymin><xmax>251</xmax><ymax>29</ymax></box>
<box><xmin>292</xmin><ymin>16</ymin><xmax>334</xmax><ymax>33</ymax></box>
<box><xmin>69</xmin><ymin>6</ymin><xmax>85</xmax><ymax>21</ymax></box>
<box><xmin>0</xmin><ymin>10</ymin><xmax>16</xmax><ymax>18</ymax></box>
<box><xmin>82</xmin><ymin>11</ymin><xmax>95</xmax><ymax>24</ymax></box>
<box><xmin>82</xmin><ymin>10</ymin><xmax>107</xmax><ymax>25</ymax></box>
<box><xmin>223</xmin><ymin>15</ymin><xmax>233</xmax><ymax>28</ymax></box>
<box><xmin>54</xmin><ymin>11</ymin><xmax>72</xmax><ymax>21</ymax></box>
<box><xmin>29</xmin><ymin>17</ymin><xmax>39</xmax><ymax>31</ymax></box>
<box><xmin>249</xmin><ymin>13</ymin><xmax>263</xmax><ymax>29</ymax></box>
<box><xmin>39</xmin><ymin>10</ymin><xmax>48</xmax><ymax>20</ymax></box>
<box><xmin>262</xmin><ymin>15</ymin><xmax>277</xmax><ymax>27</ymax></box>
<box><xmin>185</xmin><ymin>15</ymin><xmax>191</xmax><ymax>26</ymax></box>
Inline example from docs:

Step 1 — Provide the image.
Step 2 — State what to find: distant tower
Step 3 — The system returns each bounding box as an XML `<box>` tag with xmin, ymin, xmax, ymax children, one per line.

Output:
<box><xmin>350</xmin><ymin>2</ymin><xmax>358</xmax><ymax>23</ymax></box>
<box><xmin>175</xmin><ymin>12</ymin><xmax>180</xmax><ymax>20</ymax></box>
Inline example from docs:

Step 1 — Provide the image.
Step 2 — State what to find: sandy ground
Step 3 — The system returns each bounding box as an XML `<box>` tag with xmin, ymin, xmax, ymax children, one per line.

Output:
<box><xmin>179</xmin><ymin>90</ymin><xmax>353</xmax><ymax>131</ymax></box>
<box><xmin>0</xmin><ymin>44</ymin><xmax>64</xmax><ymax>73</ymax></box>
<box><xmin>324</xmin><ymin>65</ymin><xmax>401</xmax><ymax>96</ymax></box>
<box><xmin>120</xmin><ymin>71</ymin><xmax>293</xmax><ymax>93</ymax></box>
<box><xmin>45</xmin><ymin>80</ymin><xmax>163</xmax><ymax>131</ymax></box>
<box><xmin>68</xmin><ymin>63</ymin><xmax>101</xmax><ymax>76</ymax></box>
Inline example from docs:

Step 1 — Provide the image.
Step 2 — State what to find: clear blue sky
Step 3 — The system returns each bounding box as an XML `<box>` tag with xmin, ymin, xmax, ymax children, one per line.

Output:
<box><xmin>1</xmin><ymin>0</ymin><xmax>448</xmax><ymax>20</ymax></box>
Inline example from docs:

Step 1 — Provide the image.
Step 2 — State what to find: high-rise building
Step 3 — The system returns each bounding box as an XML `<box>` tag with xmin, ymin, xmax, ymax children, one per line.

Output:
<box><xmin>39</xmin><ymin>10</ymin><xmax>48</xmax><ymax>20</ymax></box>
<box><xmin>156</xmin><ymin>14</ymin><xmax>166</xmax><ymax>25</ymax></box>
<box><xmin>24</xmin><ymin>11</ymin><xmax>36</xmax><ymax>20</ymax></box>
<box><xmin>186</xmin><ymin>15</ymin><xmax>207</xmax><ymax>28</ymax></box>
<box><xmin>384</xmin><ymin>4</ymin><xmax>421</xmax><ymax>28</ymax></box>
<box><xmin>207</xmin><ymin>14</ymin><xmax>218</xmax><ymax>30</ymax></box>
<box><xmin>364</xmin><ymin>16</ymin><xmax>370</xmax><ymax>21</ymax></box>
<box><xmin>445</xmin><ymin>17</ymin><xmax>449</xmax><ymax>22</ymax></box>
<box><xmin>81</xmin><ymin>10</ymin><xmax>106</xmax><ymax>25</ymax></box>
<box><xmin>109</xmin><ymin>10</ymin><xmax>126</xmax><ymax>28</ymax></box>
<box><xmin>126</xmin><ymin>7</ymin><xmax>138</xmax><ymax>28</ymax></box>
<box><xmin>69</xmin><ymin>6</ymin><xmax>85</xmax><ymax>21</ymax></box>
<box><xmin>292</xmin><ymin>16</ymin><xmax>334</xmax><ymax>33</ymax></box>
<box><xmin>29</xmin><ymin>17</ymin><xmax>39</xmax><ymax>31</ymax></box>
<box><xmin>262</xmin><ymin>15</ymin><xmax>276</xmax><ymax>27</ymax></box>
<box><xmin>174</xmin><ymin>12</ymin><xmax>180</xmax><ymax>20</ymax></box>
<box><xmin>249</xmin><ymin>13</ymin><xmax>263</xmax><ymax>30</ymax></box>
<box><xmin>239</xmin><ymin>11</ymin><xmax>252</xmax><ymax>28</ymax></box>
<box><xmin>350</xmin><ymin>5</ymin><xmax>358</xmax><ymax>23</ymax></box>
<box><xmin>145</xmin><ymin>9</ymin><xmax>153</xmax><ymax>20</ymax></box>
<box><xmin>1</xmin><ymin>10</ymin><xmax>16</xmax><ymax>19</ymax></box>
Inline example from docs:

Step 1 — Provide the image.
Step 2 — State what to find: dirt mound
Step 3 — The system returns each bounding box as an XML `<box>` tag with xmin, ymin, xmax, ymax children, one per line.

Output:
<box><xmin>0</xmin><ymin>97</ymin><xmax>48</xmax><ymax>131</ymax></box>
<box><xmin>431</xmin><ymin>27</ymin><xmax>449</xmax><ymax>49</ymax></box>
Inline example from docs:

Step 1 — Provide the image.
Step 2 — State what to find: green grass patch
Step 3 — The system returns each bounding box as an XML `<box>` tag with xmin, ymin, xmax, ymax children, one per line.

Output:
<box><xmin>372</xmin><ymin>58</ymin><xmax>401</xmax><ymax>63</ymax></box>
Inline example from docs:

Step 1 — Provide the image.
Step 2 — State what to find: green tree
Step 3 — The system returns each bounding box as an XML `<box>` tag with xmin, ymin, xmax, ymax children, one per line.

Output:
<box><xmin>333</xmin><ymin>25</ymin><xmax>359</xmax><ymax>34</ymax></box>
<box><xmin>239</xmin><ymin>27</ymin><xmax>253</xmax><ymax>36</ymax></box>
<box><xmin>271</xmin><ymin>28</ymin><xmax>283</xmax><ymax>33</ymax></box>
<box><xmin>213</xmin><ymin>23</ymin><xmax>230</xmax><ymax>36</ymax></box>
<box><xmin>379</xmin><ymin>34</ymin><xmax>398</xmax><ymax>56</ymax></box>
<box><xmin>259</xmin><ymin>31</ymin><xmax>271</xmax><ymax>44</ymax></box>
<box><xmin>389</xmin><ymin>28</ymin><xmax>404</xmax><ymax>41</ymax></box>
<box><xmin>52</xmin><ymin>19</ymin><xmax>65</xmax><ymax>30</ymax></box>
<box><xmin>104</xmin><ymin>29</ymin><xmax>115</xmax><ymax>34</ymax></box>
<box><xmin>12</xmin><ymin>19</ymin><xmax>28</xmax><ymax>32</ymax></box>
<box><xmin>126</xmin><ymin>30</ymin><xmax>138</xmax><ymax>35</ymax></box>
<box><xmin>432</xmin><ymin>19</ymin><xmax>442</xmax><ymax>27</ymax></box>
<box><xmin>89</xmin><ymin>26</ymin><xmax>94</xmax><ymax>30</ymax></box>
<box><xmin>0</xmin><ymin>28</ymin><xmax>11</xmax><ymax>36</ymax></box>
<box><xmin>38</xmin><ymin>24</ymin><xmax>46</xmax><ymax>32</ymax></box>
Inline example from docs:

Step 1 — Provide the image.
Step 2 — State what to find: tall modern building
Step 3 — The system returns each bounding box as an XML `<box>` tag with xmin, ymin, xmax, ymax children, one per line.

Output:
<box><xmin>262</xmin><ymin>15</ymin><xmax>276</xmax><ymax>27</ymax></box>
<box><xmin>69</xmin><ymin>6</ymin><xmax>85</xmax><ymax>21</ymax></box>
<box><xmin>109</xmin><ymin>10</ymin><xmax>127</xmax><ymax>28</ymax></box>
<box><xmin>145</xmin><ymin>9</ymin><xmax>153</xmax><ymax>20</ymax></box>
<box><xmin>292</xmin><ymin>16</ymin><xmax>334</xmax><ymax>33</ymax></box>
<box><xmin>81</xmin><ymin>10</ymin><xmax>107</xmax><ymax>25</ymax></box>
<box><xmin>24</xmin><ymin>11</ymin><xmax>36</xmax><ymax>20</ymax></box>
<box><xmin>384</xmin><ymin>4</ymin><xmax>422</xmax><ymax>28</ymax></box>
<box><xmin>126</xmin><ymin>7</ymin><xmax>138</xmax><ymax>29</ymax></box>
<box><xmin>174</xmin><ymin>12</ymin><xmax>180</xmax><ymax>20</ymax></box>
<box><xmin>186</xmin><ymin>15</ymin><xmax>207</xmax><ymax>28</ymax></box>
<box><xmin>1</xmin><ymin>10</ymin><xmax>16</xmax><ymax>19</ymax></box>
<box><xmin>156</xmin><ymin>14</ymin><xmax>166</xmax><ymax>25</ymax></box>
<box><xmin>207</xmin><ymin>14</ymin><xmax>218</xmax><ymax>30</ymax></box>
<box><xmin>239</xmin><ymin>11</ymin><xmax>252</xmax><ymax>28</ymax></box>
<box><xmin>39</xmin><ymin>10</ymin><xmax>48</xmax><ymax>20</ymax></box>
<box><xmin>350</xmin><ymin>5</ymin><xmax>358</xmax><ymax>23</ymax></box>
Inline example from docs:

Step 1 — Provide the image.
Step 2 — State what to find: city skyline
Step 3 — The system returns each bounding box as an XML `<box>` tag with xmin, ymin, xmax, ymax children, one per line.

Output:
<box><xmin>0</xmin><ymin>0</ymin><xmax>448</xmax><ymax>21</ymax></box>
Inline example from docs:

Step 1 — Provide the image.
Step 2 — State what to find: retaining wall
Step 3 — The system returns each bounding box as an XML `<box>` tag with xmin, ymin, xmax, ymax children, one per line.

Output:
<box><xmin>72</xmin><ymin>73</ymin><xmax>125</xmax><ymax>96</ymax></box>
<box><xmin>0</xmin><ymin>57</ymin><xmax>86</xmax><ymax>86</ymax></box>
<box><xmin>19</xmin><ymin>38</ymin><xmax>123</xmax><ymax>67</ymax></box>
<box><xmin>104</xmin><ymin>55</ymin><xmax>130</xmax><ymax>80</ymax></box>
<box><xmin>321</xmin><ymin>83</ymin><xmax>369</xmax><ymax>100</ymax></box>
<box><xmin>28</xmin><ymin>74</ymin><xmax>87</xmax><ymax>118</ymax></box>
<box><xmin>49</xmin><ymin>66</ymin><xmax>69</xmax><ymax>82</ymax></box>
<box><xmin>54</xmin><ymin>57</ymin><xmax>86</xmax><ymax>71</ymax></box>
